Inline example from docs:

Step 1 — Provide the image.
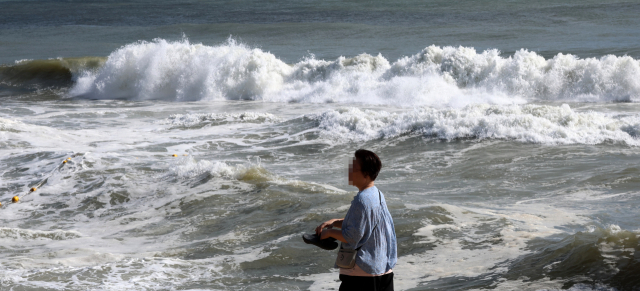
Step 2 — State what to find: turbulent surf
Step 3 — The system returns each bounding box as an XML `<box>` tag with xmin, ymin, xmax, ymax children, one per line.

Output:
<box><xmin>2</xmin><ymin>1</ymin><xmax>640</xmax><ymax>290</ymax></box>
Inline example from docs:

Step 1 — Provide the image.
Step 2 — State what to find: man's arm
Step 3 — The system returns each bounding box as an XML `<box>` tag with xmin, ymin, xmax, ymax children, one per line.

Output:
<box><xmin>321</xmin><ymin>228</ymin><xmax>347</xmax><ymax>243</ymax></box>
<box><xmin>340</xmin><ymin>199</ymin><xmax>369</xmax><ymax>247</ymax></box>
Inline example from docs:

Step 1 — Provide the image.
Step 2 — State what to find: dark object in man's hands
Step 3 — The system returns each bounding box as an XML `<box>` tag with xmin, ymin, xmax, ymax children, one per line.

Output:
<box><xmin>302</xmin><ymin>233</ymin><xmax>339</xmax><ymax>250</ymax></box>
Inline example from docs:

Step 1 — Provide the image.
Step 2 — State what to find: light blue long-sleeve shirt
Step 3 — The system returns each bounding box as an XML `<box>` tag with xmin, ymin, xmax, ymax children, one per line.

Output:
<box><xmin>340</xmin><ymin>186</ymin><xmax>397</xmax><ymax>275</ymax></box>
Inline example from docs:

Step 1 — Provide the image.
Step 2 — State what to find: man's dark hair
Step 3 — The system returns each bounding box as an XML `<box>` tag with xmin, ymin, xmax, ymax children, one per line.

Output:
<box><xmin>355</xmin><ymin>149</ymin><xmax>382</xmax><ymax>181</ymax></box>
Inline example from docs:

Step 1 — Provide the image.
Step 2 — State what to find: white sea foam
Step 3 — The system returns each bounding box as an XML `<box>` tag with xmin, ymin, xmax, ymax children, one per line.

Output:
<box><xmin>161</xmin><ymin>112</ymin><xmax>280</xmax><ymax>128</ymax></box>
<box><xmin>0</xmin><ymin>117</ymin><xmax>78</xmax><ymax>150</ymax></box>
<box><xmin>488</xmin><ymin>279</ymin><xmax>616</xmax><ymax>291</ymax></box>
<box><xmin>13</xmin><ymin>59</ymin><xmax>33</xmax><ymax>64</ymax></box>
<box><xmin>301</xmin><ymin>203</ymin><xmax>589</xmax><ymax>290</ymax></box>
<box><xmin>5</xmin><ymin>80</ymin><xmax>639</xmax><ymax>290</ymax></box>
<box><xmin>70</xmin><ymin>38</ymin><xmax>293</xmax><ymax>102</ymax></box>
<box><xmin>0</xmin><ymin>227</ymin><xmax>82</xmax><ymax>241</ymax></box>
<box><xmin>166</xmin><ymin>157</ymin><xmax>347</xmax><ymax>194</ymax></box>
<box><xmin>313</xmin><ymin>104</ymin><xmax>640</xmax><ymax>145</ymax></box>
<box><xmin>166</xmin><ymin>157</ymin><xmax>275</xmax><ymax>181</ymax></box>
<box><xmin>394</xmin><ymin>203</ymin><xmax>588</xmax><ymax>290</ymax></box>
<box><xmin>0</xmin><ymin>249</ymin><xmax>271</xmax><ymax>290</ymax></box>
<box><xmin>70</xmin><ymin>38</ymin><xmax>640</xmax><ymax>105</ymax></box>
<box><xmin>389</xmin><ymin>46</ymin><xmax>640</xmax><ymax>102</ymax></box>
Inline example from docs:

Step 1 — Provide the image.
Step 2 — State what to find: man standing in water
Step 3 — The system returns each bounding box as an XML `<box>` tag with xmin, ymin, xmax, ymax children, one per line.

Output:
<box><xmin>316</xmin><ymin>149</ymin><xmax>397</xmax><ymax>291</ymax></box>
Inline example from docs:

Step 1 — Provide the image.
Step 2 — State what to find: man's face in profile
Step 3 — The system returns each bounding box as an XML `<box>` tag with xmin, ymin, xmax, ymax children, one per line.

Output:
<box><xmin>348</xmin><ymin>157</ymin><xmax>365</xmax><ymax>187</ymax></box>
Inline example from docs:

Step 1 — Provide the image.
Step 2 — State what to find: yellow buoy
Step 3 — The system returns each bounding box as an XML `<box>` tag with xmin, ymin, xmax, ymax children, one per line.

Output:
<box><xmin>63</xmin><ymin>160</ymin><xmax>67</xmax><ymax>164</ymax></box>
<box><xmin>0</xmin><ymin>202</ymin><xmax>2</xmax><ymax>207</ymax></box>
<box><xmin>30</xmin><ymin>187</ymin><xmax>37</xmax><ymax>192</ymax></box>
<box><xmin>67</xmin><ymin>157</ymin><xmax>72</xmax><ymax>160</ymax></box>
<box><xmin>12</xmin><ymin>196</ymin><xmax>19</xmax><ymax>203</ymax></box>
<box><xmin>172</xmin><ymin>154</ymin><xmax>178</xmax><ymax>157</ymax></box>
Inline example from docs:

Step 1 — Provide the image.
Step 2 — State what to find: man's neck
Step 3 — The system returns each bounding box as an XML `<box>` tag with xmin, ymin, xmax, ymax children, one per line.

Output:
<box><xmin>357</xmin><ymin>182</ymin><xmax>375</xmax><ymax>192</ymax></box>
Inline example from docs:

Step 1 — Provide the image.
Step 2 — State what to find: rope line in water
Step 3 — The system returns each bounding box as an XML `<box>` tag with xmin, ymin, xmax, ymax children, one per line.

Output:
<box><xmin>1</xmin><ymin>153</ymin><xmax>187</xmax><ymax>207</ymax></box>
<box><xmin>1</xmin><ymin>153</ymin><xmax>83</xmax><ymax>208</ymax></box>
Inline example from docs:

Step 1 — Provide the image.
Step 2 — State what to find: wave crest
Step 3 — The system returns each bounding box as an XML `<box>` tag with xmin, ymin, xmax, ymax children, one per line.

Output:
<box><xmin>0</xmin><ymin>57</ymin><xmax>105</xmax><ymax>90</ymax></box>
<box><xmin>314</xmin><ymin>104</ymin><xmax>640</xmax><ymax>145</ymax></box>
<box><xmin>68</xmin><ymin>39</ymin><xmax>640</xmax><ymax>106</ymax></box>
<box><xmin>391</xmin><ymin>45</ymin><xmax>640</xmax><ymax>102</ymax></box>
<box><xmin>70</xmin><ymin>38</ymin><xmax>291</xmax><ymax>101</ymax></box>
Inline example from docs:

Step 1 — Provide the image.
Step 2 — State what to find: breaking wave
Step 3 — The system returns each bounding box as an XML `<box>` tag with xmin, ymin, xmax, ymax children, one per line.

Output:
<box><xmin>67</xmin><ymin>38</ymin><xmax>640</xmax><ymax>106</ymax></box>
<box><xmin>312</xmin><ymin>104</ymin><xmax>640</xmax><ymax>145</ymax></box>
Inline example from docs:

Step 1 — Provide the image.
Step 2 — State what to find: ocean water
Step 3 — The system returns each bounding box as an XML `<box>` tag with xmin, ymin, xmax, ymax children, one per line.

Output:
<box><xmin>1</xmin><ymin>1</ymin><xmax>640</xmax><ymax>290</ymax></box>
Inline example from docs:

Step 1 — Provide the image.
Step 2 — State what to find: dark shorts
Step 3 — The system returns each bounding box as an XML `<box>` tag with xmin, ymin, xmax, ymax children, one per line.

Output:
<box><xmin>339</xmin><ymin>273</ymin><xmax>394</xmax><ymax>291</ymax></box>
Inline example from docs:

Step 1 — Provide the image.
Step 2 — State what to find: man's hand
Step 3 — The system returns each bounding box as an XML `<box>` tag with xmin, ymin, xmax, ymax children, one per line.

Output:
<box><xmin>315</xmin><ymin>219</ymin><xmax>335</xmax><ymax>235</ymax></box>
<box><xmin>321</xmin><ymin>228</ymin><xmax>347</xmax><ymax>243</ymax></box>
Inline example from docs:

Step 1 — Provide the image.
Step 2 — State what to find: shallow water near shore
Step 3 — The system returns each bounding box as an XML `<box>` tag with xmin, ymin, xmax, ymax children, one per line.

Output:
<box><xmin>2</xmin><ymin>0</ymin><xmax>640</xmax><ymax>290</ymax></box>
<box><xmin>2</xmin><ymin>98</ymin><xmax>640</xmax><ymax>290</ymax></box>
